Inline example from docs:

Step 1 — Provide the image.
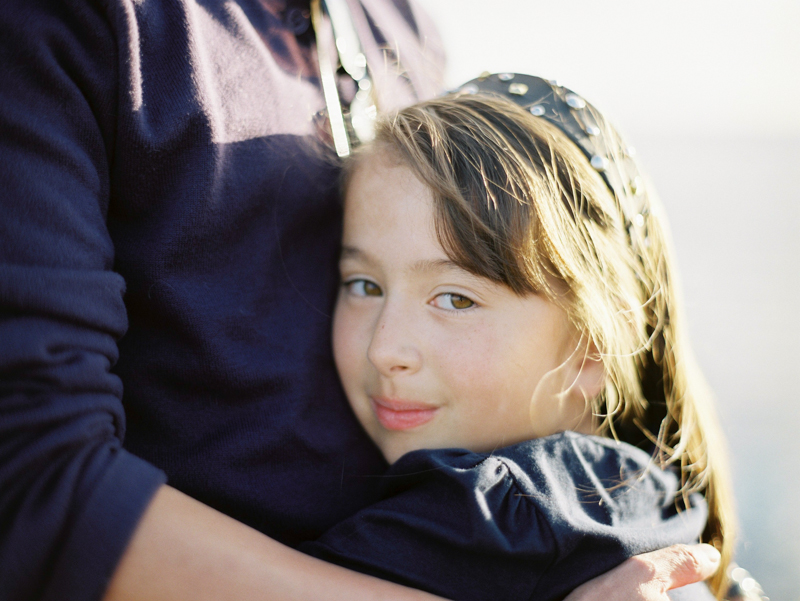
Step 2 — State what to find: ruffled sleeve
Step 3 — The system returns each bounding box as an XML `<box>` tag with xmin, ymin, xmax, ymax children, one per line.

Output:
<box><xmin>302</xmin><ymin>432</ymin><xmax>708</xmax><ymax>601</ymax></box>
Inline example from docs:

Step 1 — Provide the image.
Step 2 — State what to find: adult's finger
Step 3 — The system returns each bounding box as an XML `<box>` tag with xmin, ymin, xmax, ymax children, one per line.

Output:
<box><xmin>646</xmin><ymin>544</ymin><xmax>722</xmax><ymax>589</ymax></box>
<box><xmin>564</xmin><ymin>544</ymin><xmax>721</xmax><ymax>601</ymax></box>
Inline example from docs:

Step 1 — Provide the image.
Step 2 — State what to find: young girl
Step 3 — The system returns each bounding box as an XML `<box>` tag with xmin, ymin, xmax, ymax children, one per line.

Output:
<box><xmin>301</xmin><ymin>73</ymin><xmax>734</xmax><ymax>601</ymax></box>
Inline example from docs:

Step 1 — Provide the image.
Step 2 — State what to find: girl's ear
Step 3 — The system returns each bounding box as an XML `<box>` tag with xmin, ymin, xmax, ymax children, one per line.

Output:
<box><xmin>537</xmin><ymin>336</ymin><xmax>604</xmax><ymax>436</ymax></box>
<box><xmin>529</xmin><ymin>333</ymin><xmax>605</xmax><ymax>436</ymax></box>
<box><xmin>565</xmin><ymin>337</ymin><xmax>605</xmax><ymax>404</ymax></box>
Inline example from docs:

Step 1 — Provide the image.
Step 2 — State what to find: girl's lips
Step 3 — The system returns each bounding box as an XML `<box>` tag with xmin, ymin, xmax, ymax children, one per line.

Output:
<box><xmin>370</xmin><ymin>397</ymin><xmax>438</xmax><ymax>431</ymax></box>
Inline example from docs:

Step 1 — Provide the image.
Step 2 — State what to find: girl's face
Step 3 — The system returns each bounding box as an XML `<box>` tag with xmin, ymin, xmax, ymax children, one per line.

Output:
<box><xmin>333</xmin><ymin>150</ymin><xmax>599</xmax><ymax>464</ymax></box>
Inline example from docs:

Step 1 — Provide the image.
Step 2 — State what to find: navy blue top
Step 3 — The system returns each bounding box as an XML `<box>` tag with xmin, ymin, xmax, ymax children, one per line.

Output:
<box><xmin>0</xmin><ymin>1</ymin><xmax>443</xmax><ymax>600</ymax></box>
<box><xmin>302</xmin><ymin>432</ymin><xmax>709</xmax><ymax>601</ymax></box>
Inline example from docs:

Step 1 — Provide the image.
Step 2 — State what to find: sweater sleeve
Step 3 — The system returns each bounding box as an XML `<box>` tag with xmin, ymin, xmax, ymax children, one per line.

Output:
<box><xmin>0</xmin><ymin>2</ymin><xmax>166</xmax><ymax>600</ymax></box>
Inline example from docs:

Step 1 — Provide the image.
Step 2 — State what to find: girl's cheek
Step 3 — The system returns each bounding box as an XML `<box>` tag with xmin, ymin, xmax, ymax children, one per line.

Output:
<box><xmin>434</xmin><ymin>322</ymin><xmax>499</xmax><ymax>382</ymax></box>
<box><xmin>332</xmin><ymin>303</ymin><xmax>354</xmax><ymax>373</ymax></box>
<box><xmin>332</xmin><ymin>302</ymin><xmax>372</xmax><ymax>379</ymax></box>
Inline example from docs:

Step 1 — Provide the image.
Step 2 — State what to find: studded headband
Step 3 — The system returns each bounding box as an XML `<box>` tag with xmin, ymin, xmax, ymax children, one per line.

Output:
<box><xmin>455</xmin><ymin>73</ymin><xmax>650</xmax><ymax>245</ymax></box>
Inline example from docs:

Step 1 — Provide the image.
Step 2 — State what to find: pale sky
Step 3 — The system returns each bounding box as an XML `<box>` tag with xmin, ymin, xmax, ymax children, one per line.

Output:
<box><xmin>420</xmin><ymin>0</ymin><xmax>800</xmax><ymax>138</ymax></box>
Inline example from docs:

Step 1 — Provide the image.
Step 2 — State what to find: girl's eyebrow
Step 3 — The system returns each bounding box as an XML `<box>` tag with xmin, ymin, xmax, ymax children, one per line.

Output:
<box><xmin>409</xmin><ymin>258</ymin><xmax>463</xmax><ymax>275</ymax></box>
<box><xmin>340</xmin><ymin>246</ymin><xmax>461</xmax><ymax>275</ymax></box>
<box><xmin>340</xmin><ymin>246</ymin><xmax>369</xmax><ymax>261</ymax></box>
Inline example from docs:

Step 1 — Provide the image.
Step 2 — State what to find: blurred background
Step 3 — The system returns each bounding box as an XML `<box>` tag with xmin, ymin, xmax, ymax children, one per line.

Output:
<box><xmin>419</xmin><ymin>0</ymin><xmax>800</xmax><ymax>597</ymax></box>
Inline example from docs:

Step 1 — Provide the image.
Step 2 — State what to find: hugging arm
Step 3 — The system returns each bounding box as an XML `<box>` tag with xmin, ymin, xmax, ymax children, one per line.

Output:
<box><xmin>103</xmin><ymin>485</ymin><xmax>718</xmax><ymax>601</ymax></box>
<box><xmin>103</xmin><ymin>485</ymin><xmax>446</xmax><ymax>601</ymax></box>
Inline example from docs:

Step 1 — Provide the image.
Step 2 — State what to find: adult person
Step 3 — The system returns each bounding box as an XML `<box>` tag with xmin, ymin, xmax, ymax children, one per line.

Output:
<box><xmin>0</xmin><ymin>0</ymin><xmax>720</xmax><ymax>599</ymax></box>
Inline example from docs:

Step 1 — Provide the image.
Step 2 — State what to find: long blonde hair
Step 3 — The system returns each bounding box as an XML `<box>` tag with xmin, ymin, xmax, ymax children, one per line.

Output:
<box><xmin>354</xmin><ymin>93</ymin><xmax>734</xmax><ymax>596</ymax></box>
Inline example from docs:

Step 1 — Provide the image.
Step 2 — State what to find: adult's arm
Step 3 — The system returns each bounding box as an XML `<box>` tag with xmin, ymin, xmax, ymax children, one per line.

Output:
<box><xmin>104</xmin><ymin>485</ymin><xmax>718</xmax><ymax>601</ymax></box>
<box><xmin>103</xmin><ymin>485</ymin><xmax>443</xmax><ymax>601</ymax></box>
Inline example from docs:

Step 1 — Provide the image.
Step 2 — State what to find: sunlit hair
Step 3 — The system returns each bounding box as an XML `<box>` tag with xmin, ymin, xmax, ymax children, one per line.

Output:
<box><xmin>345</xmin><ymin>93</ymin><xmax>734</xmax><ymax>596</ymax></box>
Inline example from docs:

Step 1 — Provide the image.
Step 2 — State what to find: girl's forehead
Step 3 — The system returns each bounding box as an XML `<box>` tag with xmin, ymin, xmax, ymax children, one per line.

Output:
<box><xmin>346</xmin><ymin>145</ymin><xmax>406</xmax><ymax>182</ymax></box>
<box><xmin>340</xmin><ymin>153</ymin><xmax>458</xmax><ymax>273</ymax></box>
<box><xmin>344</xmin><ymin>152</ymin><xmax>431</xmax><ymax>225</ymax></box>
<box><xmin>345</xmin><ymin>150</ymin><xmax>429</xmax><ymax>209</ymax></box>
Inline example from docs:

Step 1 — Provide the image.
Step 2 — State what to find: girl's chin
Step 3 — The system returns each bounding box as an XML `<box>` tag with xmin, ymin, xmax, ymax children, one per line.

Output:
<box><xmin>377</xmin><ymin>434</ymin><xmax>464</xmax><ymax>465</ymax></box>
<box><xmin>378</xmin><ymin>442</ymin><xmax>414</xmax><ymax>465</ymax></box>
<box><xmin>377</xmin><ymin>439</ymin><xmax>428</xmax><ymax>465</ymax></box>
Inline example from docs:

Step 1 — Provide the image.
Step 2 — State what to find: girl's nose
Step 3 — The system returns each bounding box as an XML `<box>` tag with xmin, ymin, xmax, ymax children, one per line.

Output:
<box><xmin>367</xmin><ymin>302</ymin><xmax>422</xmax><ymax>377</ymax></box>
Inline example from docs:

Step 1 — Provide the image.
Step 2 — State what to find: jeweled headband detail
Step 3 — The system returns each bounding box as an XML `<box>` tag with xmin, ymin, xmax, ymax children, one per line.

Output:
<box><xmin>455</xmin><ymin>73</ymin><xmax>650</xmax><ymax>248</ymax></box>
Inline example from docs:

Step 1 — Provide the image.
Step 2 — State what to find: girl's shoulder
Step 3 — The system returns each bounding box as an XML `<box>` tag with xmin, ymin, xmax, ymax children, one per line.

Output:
<box><xmin>389</xmin><ymin>431</ymin><xmax>671</xmax><ymax>495</ymax></box>
<box><xmin>305</xmin><ymin>433</ymin><xmax>708</xmax><ymax>601</ymax></box>
<box><xmin>387</xmin><ymin>431</ymin><xmax>706</xmax><ymax>539</ymax></box>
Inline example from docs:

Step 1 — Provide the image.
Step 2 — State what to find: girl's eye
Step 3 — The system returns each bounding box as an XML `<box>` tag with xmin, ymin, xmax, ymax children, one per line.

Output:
<box><xmin>432</xmin><ymin>293</ymin><xmax>475</xmax><ymax>310</ymax></box>
<box><xmin>344</xmin><ymin>279</ymin><xmax>383</xmax><ymax>297</ymax></box>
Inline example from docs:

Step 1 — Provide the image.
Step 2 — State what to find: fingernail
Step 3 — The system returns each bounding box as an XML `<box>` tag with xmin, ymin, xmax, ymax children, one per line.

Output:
<box><xmin>697</xmin><ymin>544</ymin><xmax>721</xmax><ymax>565</ymax></box>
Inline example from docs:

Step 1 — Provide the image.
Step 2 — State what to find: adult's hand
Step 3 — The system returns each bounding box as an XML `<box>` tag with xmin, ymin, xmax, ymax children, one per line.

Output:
<box><xmin>564</xmin><ymin>544</ymin><xmax>721</xmax><ymax>601</ymax></box>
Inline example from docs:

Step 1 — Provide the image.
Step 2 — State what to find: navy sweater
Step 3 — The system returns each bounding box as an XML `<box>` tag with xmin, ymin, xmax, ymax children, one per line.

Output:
<box><xmin>0</xmin><ymin>1</ymin><xmax>443</xmax><ymax>599</ymax></box>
